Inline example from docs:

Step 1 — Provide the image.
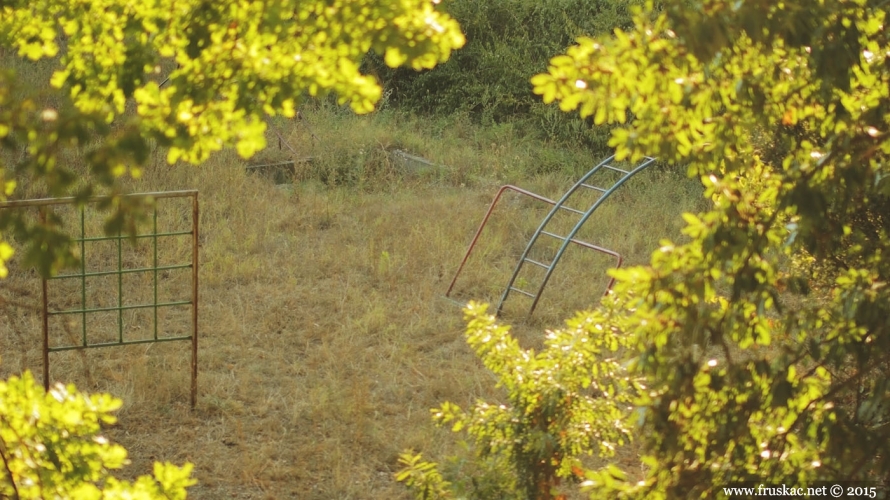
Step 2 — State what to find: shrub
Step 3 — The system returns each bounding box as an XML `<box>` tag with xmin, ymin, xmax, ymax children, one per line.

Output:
<box><xmin>368</xmin><ymin>0</ymin><xmax>640</xmax><ymax>147</ymax></box>
<box><xmin>0</xmin><ymin>363</ymin><xmax>196</xmax><ymax>498</ymax></box>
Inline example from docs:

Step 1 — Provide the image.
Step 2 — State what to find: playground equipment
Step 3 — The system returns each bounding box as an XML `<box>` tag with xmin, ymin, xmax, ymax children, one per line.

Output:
<box><xmin>0</xmin><ymin>191</ymin><xmax>200</xmax><ymax>407</ymax></box>
<box><xmin>446</xmin><ymin>155</ymin><xmax>656</xmax><ymax>317</ymax></box>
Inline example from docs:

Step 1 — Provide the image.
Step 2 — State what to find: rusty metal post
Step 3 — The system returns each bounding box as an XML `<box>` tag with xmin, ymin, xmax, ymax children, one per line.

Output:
<box><xmin>1</xmin><ymin>190</ymin><xmax>200</xmax><ymax>399</ymax></box>
<box><xmin>447</xmin><ymin>157</ymin><xmax>656</xmax><ymax>317</ymax></box>
<box><xmin>446</xmin><ymin>185</ymin><xmax>566</xmax><ymax>298</ymax></box>
<box><xmin>190</xmin><ymin>192</ymin><xmax>199</xmax><ymax>408</ymax></box>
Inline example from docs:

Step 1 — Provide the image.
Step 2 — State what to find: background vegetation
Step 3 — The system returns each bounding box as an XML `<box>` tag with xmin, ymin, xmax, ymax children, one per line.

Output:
<box><xmin>400</xmin><ymin>0</ymin><xmax>890</xmax><ymax>498</ymax></box>
<box><xmin>369</xmin><ymin>0</ymin><xmax>641</xmax><ymax>150</ymax></box>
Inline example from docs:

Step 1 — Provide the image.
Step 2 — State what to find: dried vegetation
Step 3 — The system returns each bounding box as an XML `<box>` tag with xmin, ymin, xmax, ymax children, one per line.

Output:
<box><xmin>1</xmin><ymin>104</ymin><xmax>704</xmax><ymax>498</ymax></box>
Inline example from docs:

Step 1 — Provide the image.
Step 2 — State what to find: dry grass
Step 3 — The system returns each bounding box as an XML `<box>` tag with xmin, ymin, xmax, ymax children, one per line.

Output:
<box><xmin>1</xmin><ymin>105</ymin><xmax>705</xmax><ymax>498</ymax></box>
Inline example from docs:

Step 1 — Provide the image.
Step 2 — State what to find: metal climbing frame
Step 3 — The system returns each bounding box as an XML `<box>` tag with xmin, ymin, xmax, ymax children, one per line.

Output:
<box><xmin>0</xmin><ymin>190</ymin><xmax>199</xmax><ymax>407</ymax></box>
<box><xmin>446</xmin><ymin>155</ymin><xmax>656</xmax><ymax>317</ymax></box>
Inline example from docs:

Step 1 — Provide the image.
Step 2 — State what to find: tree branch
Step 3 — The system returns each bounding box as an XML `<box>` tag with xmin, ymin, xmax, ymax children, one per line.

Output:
<box><xmin>0</xmin><ymin>428</ymin><xmax>21</xmax><ymax>500</ymax></box>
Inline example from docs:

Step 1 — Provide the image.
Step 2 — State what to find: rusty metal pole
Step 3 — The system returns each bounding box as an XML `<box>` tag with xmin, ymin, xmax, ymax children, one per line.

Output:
<box><xmin>0</xmin><ymin>191</ymin><xmax>201</xmax><ymax>396</ymax></box>
<box><xmin>190</xmin><ymin>192</ymin><xmax>199</xmax><ymax>408</ymax></box>
<box><xmin>446</xmin><ymin>185</ymin><xmax>564</xmax><ymax>298</ymax></box>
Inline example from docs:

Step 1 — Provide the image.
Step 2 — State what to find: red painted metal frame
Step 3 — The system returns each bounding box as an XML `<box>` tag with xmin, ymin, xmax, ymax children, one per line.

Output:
<box><xmin>445</xmin><ymin>185</ymin><xmax>622</xmax><ymax>300</ymax></box>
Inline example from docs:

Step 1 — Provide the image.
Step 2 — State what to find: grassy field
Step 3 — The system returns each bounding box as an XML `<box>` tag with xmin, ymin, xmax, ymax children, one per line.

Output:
<box><xmin>1</xmin><ymin>104</ymin><xmax>705</xmax><ymax>498</ymax></box>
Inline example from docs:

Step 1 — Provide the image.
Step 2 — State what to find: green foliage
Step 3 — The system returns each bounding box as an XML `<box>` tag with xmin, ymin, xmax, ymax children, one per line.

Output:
<box><xmin>397</xmin><ymin>451</ymin><xmax>455</xmax><ymax>500</ymax></box>
<box><xmin>0</xmin><ymin>363</ymin><xmax>195</xmax><ymax>498</ymax></box>
<box><xmin>0</xmin><ymin>2</ymin><xmax>463</xmax><ymax>496</ymax></box>
<box><xmin>1</xmin><ymin>0</ymin><xmax>464</xmax><ymax>162</ymax></box>
<box><xmin>398</xmin><ymin>302</ymin><xmax>641</xmax><ymax>499</ymax></box>
<box><xmin>371</xmin><ymin>0</ymin><xmax>638</xmax><ymax>146</ymax></box>
<box><xmin>0</xmin><ymin>0</ymin><xmax>463</xmax><ymax>277</ymax></box>
<box><xmin>532</xmin><ymin>0</ymin><xmax>890</xmax><ymax>492</ymax></box>
<box><xmin>403</xmin><ymin>0</ymin><xmax>890</xmax><ymax>498</ymax></box>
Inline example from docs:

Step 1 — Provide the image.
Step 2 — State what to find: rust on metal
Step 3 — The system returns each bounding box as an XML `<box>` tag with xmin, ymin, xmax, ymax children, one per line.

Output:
<box><xmin>191</xmin><ymin>192</ymin><xmax>199</xmax><ymax>408</ymax></box>
<box><xmin>4</xmin><ymin>191</ymin><xmax>200</xmax><ymax>407</ymax></box>
<box><xmin>446</xmin><ymin>185</ymin><xmax>625</xmax><ymax>302</ymax></box>
<box><xmin>447</xmin><ymin>155</ymin><xmax>656</xmax><ymax>317</ymax></box>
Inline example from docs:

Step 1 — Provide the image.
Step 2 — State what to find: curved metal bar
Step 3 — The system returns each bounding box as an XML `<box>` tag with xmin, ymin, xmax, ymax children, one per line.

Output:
<box><xmin>496</xmin><ymin>155</ymin><xmax>616</xmax><ymax>314</ymax></box>
<box><xmin>527</xmin><ymin>157</ymin><xmax>656</xmax><ymax>315</ymax></box>
<box><xmin>496</xmin><ymin>155</ymin><xmax>656</xmax><ymax>316</ymax></box>
<box><xmin>445</xmin><ymin>185</ymin><xmax>561</xmax><ymax>297</ymax></box>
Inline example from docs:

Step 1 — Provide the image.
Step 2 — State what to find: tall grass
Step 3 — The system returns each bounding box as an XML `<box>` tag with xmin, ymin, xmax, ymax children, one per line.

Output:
<box><xmin>1</xmin><ymin>97</ymin><xmax>705</xmax><ymax>498</ymax></box>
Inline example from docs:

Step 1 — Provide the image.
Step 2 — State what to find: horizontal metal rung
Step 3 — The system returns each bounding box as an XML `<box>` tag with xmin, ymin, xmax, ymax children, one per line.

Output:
<box><xmin>50</xmin><ymin>263</ymin><xmax>192</xmax><ymax>280</ymax></box>
<box><xmin>509</xmin><ymin>287</ymin><xmax>535</xmax><ymax>298</ymax></box>
<box><xmin>538</xmin><ymin>232</ymin><xmax>622</xmax><ymax>258</ymax></box>
<box><xmin>0</xmin><ymin>190</ymin><xmax>197</xmax><ymax>209</ymax></box>
<box><xmin>580</xmin><ymin>183</ymin><xmax>606</xmax><ymax>192</ymax></box>
<box><xmin>523</xmin><ymin>258</ymin><xmax>550</xmax><ymax>269</ymax></box>
<box><xmin>48</xmin><ymin>335</ymin><xmax>193</xmax><ymax>352</ymax></box>
<box><xmin>541</xmin><ymin>230</ymin><xmax>566</xmax><ymax>241</ymax></box>
<box><xmin>603</xmin><ymin>165</ymin><xmax>630</xmax><ymax>175</ymax></box>
<box><xmin>74</xmin><ymin>230</ymin><xmax>193</xmax><ymax>242</ymax></box>
<box><xmin>48</xmin><ymin>300</ymin><xmax>193</xmax><ymax>316</ymax></box>
<box><xmin>440</xmin><ymin>296</ymin><xmax>468</xmax><ymax>308</ymax></box>
<box><xmin>558</xmin><ymin>205</ymin><xmax>585</xmax><ymax>215</ymax></box>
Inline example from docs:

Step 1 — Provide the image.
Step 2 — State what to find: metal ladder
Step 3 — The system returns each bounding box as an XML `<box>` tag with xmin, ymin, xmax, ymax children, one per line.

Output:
<box><xmin>496</xmin><ymin>155</ymin><xmax>656</xmax><ymax>316</ymax></box>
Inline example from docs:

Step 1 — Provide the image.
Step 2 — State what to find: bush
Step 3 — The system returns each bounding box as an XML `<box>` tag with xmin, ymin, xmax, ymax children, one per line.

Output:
<box><xmin>367</xmin><ymin>0</ymin><xmax>640</xmax><ymax>147</ymax></box>
<box><xmin>400</xmin><ymin>1</ymin><xmax>890</xmax><ymax>498</ymax></box>
<box><xmin>0</xmin><ymin>363</ymin><xmax>196</xmax><ymax>498</ymax></box>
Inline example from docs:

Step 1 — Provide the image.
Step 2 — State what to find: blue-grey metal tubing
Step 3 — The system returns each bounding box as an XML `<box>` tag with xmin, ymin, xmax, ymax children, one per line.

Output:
<box><xmin>48</xmin><ymin>335</ymin><xmax>193</xmax><ymax>352</ymax></box>
<box><xmin>445</xmin><ymin>184</ymin><xmax>579</xmax><ymax>298</ymax></box>
<box><xmin>527</xmin><ymin>157</ymin><xmax>656</xmax><ymax>315</ymax></box>
<box><xmin>497</xmin><ymin>155</ymin><xmax>617</xmax><ymax>314</ymax></box>
<box><xmin>48</xmin><ymin>300</ymin><xmax>192</xmax><ymax>316</ymax></box>
<box><xmin>49</xmin><ymin>263</ymin><xmax>192</xmax><ymax>280</ymax></box>
<box><xmin>496</xmin><ymin>156</ymin><xmax>655</xmax><ymax>315</ymax></box>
